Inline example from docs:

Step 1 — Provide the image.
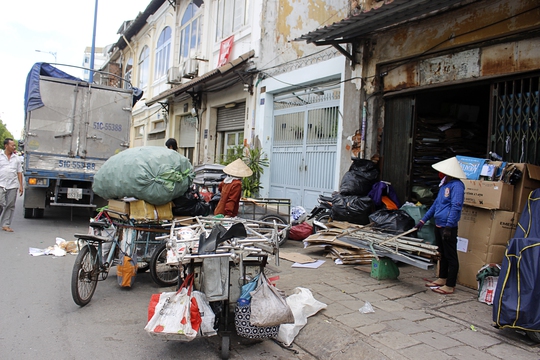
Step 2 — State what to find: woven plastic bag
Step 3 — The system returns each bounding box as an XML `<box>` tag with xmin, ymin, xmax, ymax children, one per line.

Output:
<box><xmin>93</xmin><ymin>146</ymin><xmax>194</xmax><ymax>205</ymax></box>
<box><xmin>249</xmin><ymin>272</ymin><xmax>294</xmax><ymax>327</ymax></box>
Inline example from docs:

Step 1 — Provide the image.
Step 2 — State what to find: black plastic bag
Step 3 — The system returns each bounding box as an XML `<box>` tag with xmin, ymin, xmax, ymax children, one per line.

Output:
<box><xmin>331</xmin><ymin>194</ymin><xmax>373</xmax><ymax>225</ymax></box>
<box><xmin>368</xmin><ymin>209</ymin><xmax>415</xmax><ymax>233</ymax></box>
<box><xmin>172</xmin><ymin>188</ymin><xmax>211</xmax><ymax>216</ymax></box>
<box><xmin>339</xmin><ymin>159</ymin><xmax>379</xmax><ymax>196</ymax></box>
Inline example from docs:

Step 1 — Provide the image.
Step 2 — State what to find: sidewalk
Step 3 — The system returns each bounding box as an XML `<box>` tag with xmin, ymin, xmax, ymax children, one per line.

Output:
<box><xmin>271</xmin><ymin>239</ymin><xmax>540</xmax><ymax>360</ymax></box>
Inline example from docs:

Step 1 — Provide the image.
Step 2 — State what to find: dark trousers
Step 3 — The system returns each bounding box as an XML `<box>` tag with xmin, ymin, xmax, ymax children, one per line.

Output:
<box><xmin>435</xmin><ymin>226</ymin><xmax>459</xmax><ymax>287</ymax></box>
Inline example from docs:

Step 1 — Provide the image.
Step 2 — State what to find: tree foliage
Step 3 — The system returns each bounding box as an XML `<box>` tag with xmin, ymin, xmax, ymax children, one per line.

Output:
<box><xmin>0</xmin><ymin>119</ymin><xmax>15</xmax><ymax>146</ymax></box>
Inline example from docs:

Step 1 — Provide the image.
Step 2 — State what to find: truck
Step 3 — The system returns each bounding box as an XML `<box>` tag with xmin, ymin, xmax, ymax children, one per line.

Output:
<box><xmin>22</xmin><ymin>63</ymin><xmax>140</xmax><ymax>218</ymax></box>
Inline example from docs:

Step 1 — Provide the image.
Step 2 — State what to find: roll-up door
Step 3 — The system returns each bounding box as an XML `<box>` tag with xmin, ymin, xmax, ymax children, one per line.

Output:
<box><xmin>217</xmin><ymin>102</ymin><xmax>246</xmax><ymax>131</ymax></box>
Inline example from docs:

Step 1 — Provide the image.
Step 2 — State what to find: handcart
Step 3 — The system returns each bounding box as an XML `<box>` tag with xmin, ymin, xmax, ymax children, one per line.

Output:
<box><xmin>148</xmin><ymin>216</ymin><xmax>283</xmax><ymax>359</ymax></box>
<box><xmin>71</xmin><ymin>209</ymin><xmax>174</xmax><ymax>306</ymax></box>
<box><xmin>237</xmin><ymin>198</ymin><xmax>291</xmax><ymax>246</ymax></box>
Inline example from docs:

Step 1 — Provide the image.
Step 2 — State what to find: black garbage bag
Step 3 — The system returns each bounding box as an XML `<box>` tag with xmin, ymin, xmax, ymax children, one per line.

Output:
<box><xmin>369</xmin><ymin>209</ymin><xmax>415</xmax><ymax>233</ymax></box>
<box><xmin>172</xmin><ymin>188</ymin><xmax>211</xmax><ymax>216</ymax></box>
<box><xmin>331</xmin><ymin>194</ymin><xmax>373</xmax><ymax>225</ymax></box>
<box><xmin>339</xmin><ymin>159</ymin><xmax>379</xmax><ymax>196</ymax></box>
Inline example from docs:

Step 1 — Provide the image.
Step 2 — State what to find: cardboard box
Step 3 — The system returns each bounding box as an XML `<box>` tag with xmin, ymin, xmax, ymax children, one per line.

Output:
<box><xmin>456</xmin><ymin>206</ymin><xmax>518</xmax><ymax>288</ymax></box>
<box><xmin>155</xmin><ymin>202</ymin><xmax>173</xmax><ymax>221</ymax></box>
<box><xmin>129</xmin><ymin>200</ymin><xmax>173</xmax><ymax>221</ymax></box>
<box><xmin>107</xmin><ymin>199</ymin><xmax>130</xmax><ymax>219</ymax></box>
<box><xmin>461</xmin><ymin>179</ymin><xmax>514</xmax><ymax>210</ymax></box>
<box><xmin>457</xmin><ymin>245</ymin><xmax>507</xmax><ymax>289</ymax></box>
<box><xmin>129</xmin><ymin>200</ymin><xmax>156</xmax><ymax>221</ymax></box>
<box><xmin>511</xmin><ymin>163</ymin><xmax>540</xmax><ymax>213</ymax></box>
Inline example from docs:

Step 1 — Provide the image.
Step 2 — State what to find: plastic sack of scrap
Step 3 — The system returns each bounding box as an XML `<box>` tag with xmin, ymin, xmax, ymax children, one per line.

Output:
<box><xmin>331</xmin><ymin>194</ymin><xmax>373</xmax><ymax>225</ymax></box>
<box><xmin>276</xmin><ymin>287</ymin><xmax>327</xmax><ymax>347</ymax></box>
<box><xmin>172</xmin><ymin>186</ymin><xmax>211</xmax><ymax>216</ymax></box>
<box><xmin>93</xmin><ymin>147</ymin><xmax>194</xmax><ymax>205</ymax></box>
<box><xmin>368</xmin><ymin>209</ymin><xmax>415</xmax><ymax>233</ymax></box>
<box><xmin>339</xmin><ymin>159</ymin><xmax>379</xmax><ymax>196</ymax></box>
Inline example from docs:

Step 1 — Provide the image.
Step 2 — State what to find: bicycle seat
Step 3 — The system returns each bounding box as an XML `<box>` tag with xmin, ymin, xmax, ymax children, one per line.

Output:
<box><xmin>73</xmin><ymin>233</ymin><xmax>112</xmax><ymax>243</ymax></box>
<box><xmin>89</xmin><ymin>221</ymin><xmax>110</xmax><ymax>229</ymax></box>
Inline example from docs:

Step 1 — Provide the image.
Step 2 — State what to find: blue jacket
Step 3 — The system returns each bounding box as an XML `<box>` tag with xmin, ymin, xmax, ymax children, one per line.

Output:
<box><xmin>421</xmin><ymin>179</ymin><xmax>465</xmax><ymax>228</ymax></box>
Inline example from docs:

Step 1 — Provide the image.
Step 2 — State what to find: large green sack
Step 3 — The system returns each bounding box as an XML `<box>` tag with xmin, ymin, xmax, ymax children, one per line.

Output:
<box><xmin>93</xmin><ymin>147</ymin><xmax>194</xmax><ymax>205</ymax></box>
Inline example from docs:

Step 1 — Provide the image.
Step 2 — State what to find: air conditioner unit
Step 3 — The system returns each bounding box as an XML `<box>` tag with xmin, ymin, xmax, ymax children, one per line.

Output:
<box><xmin>182</xmin><ymin>59</ymin><xmax>199</xmax><ymax>78</ymax></box>
<box><xmin>166</xmin><ymin>67</ymin><xmax>182</xmax><ymax>84</ymax></box>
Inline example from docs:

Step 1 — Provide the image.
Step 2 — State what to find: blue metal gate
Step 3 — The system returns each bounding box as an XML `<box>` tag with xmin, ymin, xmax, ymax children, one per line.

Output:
<box><xmin>270</xmin><ymin>85</ymin><xmax>340</xmax><ymax>210</ymax></box>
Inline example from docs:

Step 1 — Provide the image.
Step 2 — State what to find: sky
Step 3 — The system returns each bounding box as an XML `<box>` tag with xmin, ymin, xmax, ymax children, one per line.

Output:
<box><xmin>0</xmin><ymin>0</ymin><xmax>151</xmax><ymax>139</ymax></box>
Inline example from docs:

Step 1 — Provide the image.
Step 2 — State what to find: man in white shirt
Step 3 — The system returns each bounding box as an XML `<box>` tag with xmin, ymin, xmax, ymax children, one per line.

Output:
<box><xmin>0</xmin><ymin>138</ymin><xmax>24</xmax><ymax>232</ymax></box>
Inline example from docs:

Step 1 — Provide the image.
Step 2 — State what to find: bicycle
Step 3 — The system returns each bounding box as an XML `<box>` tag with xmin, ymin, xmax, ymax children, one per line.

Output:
<box><xmin>71</xmin><ymin>214</ymin><xmax>123</xmax><ymax>306</ymax></box>
<box><xmin>71</xmin><ymin>210</ymin><xmax>176</xmax><ymax>306</ymax></box>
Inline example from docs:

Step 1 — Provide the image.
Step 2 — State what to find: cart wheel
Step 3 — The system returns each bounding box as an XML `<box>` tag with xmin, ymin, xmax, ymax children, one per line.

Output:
<box><xmin>527</xmin><ymin>331</ymin><xmax>540</xmax><ymax>343</ymax></box>
<box><xmin>150</xmin><ymin>243</ymin><xmax>179</xmax><ymax>287</ymax></box>
<box><xmin>221</xmin><ymin>335</ymin><xmax>230</xmax><ymax>359</ymax></box>
<box><xmin>260</xmin><ymin>214</ymin><xmax>288</xmax><ymax>246</ymax></box>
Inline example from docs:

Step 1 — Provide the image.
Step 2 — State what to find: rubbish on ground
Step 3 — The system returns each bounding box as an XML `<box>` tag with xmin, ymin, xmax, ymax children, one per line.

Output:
<box><xmin>359</xmin><ymin>301</ymin><xmax>375</xmax><ymax>314</ymax></box>
<box><xmin>29</xmin><ymin>237</ymin><xmax>78</xmax><ymax>257</ymax></box>
<box><xmin>291</xmin><ymin>260</ymin><xmax>325</xmax><ymax>269</ymax></box>
<box><xmin>470</xmin><ymin>325</ymin><xmax>477</xmax><ymax>332</ymax></box>
<box><xmin>276</xmin><ymin>287</ymin><xmax>327</xmax><ymax>346</ymax></box>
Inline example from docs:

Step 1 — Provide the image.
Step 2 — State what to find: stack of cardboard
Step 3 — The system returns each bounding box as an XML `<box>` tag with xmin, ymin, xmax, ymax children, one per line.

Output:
<box><xmin>304</xmin><ymin>225</ymin><xmax>375</xmax><ymax>265</ymax></box>
<box><xmin>456</xmin><ymin>159</ymin><xmax>540</xmax><ymax>288</ymax></box>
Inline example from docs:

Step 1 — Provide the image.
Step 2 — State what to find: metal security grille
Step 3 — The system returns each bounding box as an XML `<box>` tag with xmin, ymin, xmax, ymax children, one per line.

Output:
<box><xmin>217</xmin><ymin>102</ymin><xmax>246</xmax><ymax>131</ymax></box>
<box><xmin>492</xmin><ymin>75</ymin><xmax>540</xmax><ymax>165</ymax></box>
<box><xmin>271</xmin><ymin>85</ymin><xmax>340</xmax><ymax>210</ymax></box>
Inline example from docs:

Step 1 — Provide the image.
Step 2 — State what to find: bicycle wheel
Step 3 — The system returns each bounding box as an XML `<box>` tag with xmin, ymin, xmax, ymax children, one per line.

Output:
<box><xmin>71</xmin><ymin>245</ymin><xmax>99</xmax><ymax>306</ymax></box>
<box><xmin>260</xmin><ymin>214</ymin><xmax>288</xmax><ymax>246</ymax></box>
<box><xmin>150</xmin><ymin>243</ymin><xmax>179</xmax><ymax>287</ymax></box>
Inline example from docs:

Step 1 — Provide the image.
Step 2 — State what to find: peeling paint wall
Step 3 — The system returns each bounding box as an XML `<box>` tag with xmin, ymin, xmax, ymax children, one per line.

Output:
<box><xmin>366</xmin><ymin>0</ymin><xmax>540</xmax><ymax>95</ymax></box>
<box><xmin>259</xmin><ymin>0</ymin><xmax>347</xmax><ymax>70</ymax></box>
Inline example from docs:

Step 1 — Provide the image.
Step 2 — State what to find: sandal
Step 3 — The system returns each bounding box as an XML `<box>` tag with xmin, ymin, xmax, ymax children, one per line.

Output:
<box><xmin>432</xmin><ymin>287</ymin><xmax>454</xmax><ymax>295</ymax></box>
<box><xmin>425</xmin><ymin>282</ymin><xmax>441</xmax><ymax>287</ymax></box>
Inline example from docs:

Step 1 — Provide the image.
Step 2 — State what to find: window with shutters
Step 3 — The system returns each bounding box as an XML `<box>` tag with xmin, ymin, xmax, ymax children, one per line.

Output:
<box><xmin>215</xmin><ymin>0</ymin><xmax>249</xmax><ymax>42</ymax></box>
<box><xmin>179</xmin><ymin>2</ymin><xmax>203</xmax><ymax>65</ymax></box>
<box><xmin>138</xmin><ymin>46</ymin><xmax>150</xmax><ymax>89</ymax></box>
<box><xmin>155</xmin><ymin>27</ymin><xmax>171</xmax><ymax>81</ymax></box>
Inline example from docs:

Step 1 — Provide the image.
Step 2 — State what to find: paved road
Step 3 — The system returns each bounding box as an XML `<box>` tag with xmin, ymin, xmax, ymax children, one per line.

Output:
<box><xmin>0</xmin><ymin>197</ymin><xmax>306</xmax><ymax>360</ymax></box>
<box><xmin>2</xmin><ymin>196</ymin><xmax>539</xmax><ymax>359</ymax></box>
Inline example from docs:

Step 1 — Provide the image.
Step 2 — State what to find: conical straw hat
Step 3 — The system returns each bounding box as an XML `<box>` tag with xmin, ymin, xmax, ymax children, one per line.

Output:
<box><xmin>432</xmin><ymin>157</ymin><xmax>467</xmax><ymax>179</ymax></box>
<box><xmin>223</xmin><ymin>158</ymin><xmax>253</xmax><ymax>178</ymax></box>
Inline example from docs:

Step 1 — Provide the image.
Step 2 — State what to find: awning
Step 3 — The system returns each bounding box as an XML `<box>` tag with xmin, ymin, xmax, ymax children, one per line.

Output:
<box><xmin>146</xmin><ymin>50</ymin><xmax>255</xmax><ymax>106</ymax></box>
<box><xmin>296</xmin><ymin>0</ymin><xmax>473</xmax><ymax>46</ymax></box>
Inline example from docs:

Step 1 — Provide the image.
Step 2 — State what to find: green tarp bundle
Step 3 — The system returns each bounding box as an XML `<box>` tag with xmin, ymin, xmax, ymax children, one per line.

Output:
<box><xmin>93</xmin><ymin>146</ymin><xmax>194</xmax><ymax>205</ymax></box>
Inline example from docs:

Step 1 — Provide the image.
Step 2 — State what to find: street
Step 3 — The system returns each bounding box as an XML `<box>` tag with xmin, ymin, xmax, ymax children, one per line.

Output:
<box><xmin>0</xmin><ymin>196</ymin><xmax>305</xmax><ymax>360</ymax></box>
<box><xmin>2</xmin><ymin>196</ymin><xmax>540</xmax><ymax>360</ymax></box>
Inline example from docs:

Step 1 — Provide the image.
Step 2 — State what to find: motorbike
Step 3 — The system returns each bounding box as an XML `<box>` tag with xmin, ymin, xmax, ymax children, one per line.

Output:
<box><xmin>307</xmin><ymin>194</ymin><xmax>333</xmax><ymax>232</ymax></box>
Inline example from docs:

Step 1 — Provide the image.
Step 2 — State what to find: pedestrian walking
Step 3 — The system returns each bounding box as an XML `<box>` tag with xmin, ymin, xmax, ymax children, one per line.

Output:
<box><xmin>415</xmin><ymin>156</ymin><xmax>466</xmax><ymax>295</ymax></box>
<box><xmin>0</xmin><ymin>138</ymin><xmax>24</xmax><ymax>232</ymax></box>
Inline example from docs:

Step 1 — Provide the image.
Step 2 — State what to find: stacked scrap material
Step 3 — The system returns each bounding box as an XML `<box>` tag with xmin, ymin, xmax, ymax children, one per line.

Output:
<box><xmin>303</xmin><ymin>222</ymin><xmax>375</xmax><ymax>265</ymax></box>
<box><xmin>338</xmin><ymin>227</ymin><xmax>438</xmax><ymax>270</ymax></box>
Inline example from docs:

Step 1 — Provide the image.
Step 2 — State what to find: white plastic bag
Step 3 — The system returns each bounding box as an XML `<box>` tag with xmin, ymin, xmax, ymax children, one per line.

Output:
<box><xmin>250</xmin><ymin>272</ymin><xmax>294</xmax><ymax>327</ymax></box>
<box><xmin>359</xmin><ymin>301</ymin><xmax>375</xmax><ymax>314</ymax></box>
<box><xmin>192</xmin><ymin>291</ymin><xmax>217</xmax><ymax>336</ymax></box>
<box><xmin>276</xmin><ymin>287</ymin><xmax>327</xmax><ymax>346</ymax></box>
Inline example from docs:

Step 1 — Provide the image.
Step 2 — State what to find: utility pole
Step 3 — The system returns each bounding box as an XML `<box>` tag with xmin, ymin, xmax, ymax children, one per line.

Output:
<box><xmin>89</xmin><ymin>0</ymin><xmax>99</xmax><ymax>83</ymax></box>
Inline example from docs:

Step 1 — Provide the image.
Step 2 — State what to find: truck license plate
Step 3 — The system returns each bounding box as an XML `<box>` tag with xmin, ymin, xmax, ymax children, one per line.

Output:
<box><xmin>67</xmin><ymin>188</ymin><xmax>83</xmax><ymax>200</ymax></box>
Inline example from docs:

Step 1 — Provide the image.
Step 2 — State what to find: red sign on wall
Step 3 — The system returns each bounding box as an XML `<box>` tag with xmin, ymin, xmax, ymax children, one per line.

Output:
<box><xmin>217</xmin><ymin>35</ymin><xmax>234</xmax><ymax>67</ymax></box>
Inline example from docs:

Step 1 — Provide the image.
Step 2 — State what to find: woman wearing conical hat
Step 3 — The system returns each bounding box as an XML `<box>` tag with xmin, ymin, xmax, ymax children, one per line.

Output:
<box><xmin>214</xmin><ymin>159</ymin><xmax>253</xmax><ymax>217</ymax></box>
<box><xmin>415</xmin><ymin>157</ymin><xmax>466</xmax><ymax>295</ymax></box>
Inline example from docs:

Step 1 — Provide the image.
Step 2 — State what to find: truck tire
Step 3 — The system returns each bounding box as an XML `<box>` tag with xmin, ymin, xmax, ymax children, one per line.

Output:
<box><xmin>24</xmin><ymin>208</ymin><xmax>34</xmax><ymax>219</ymax></box>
